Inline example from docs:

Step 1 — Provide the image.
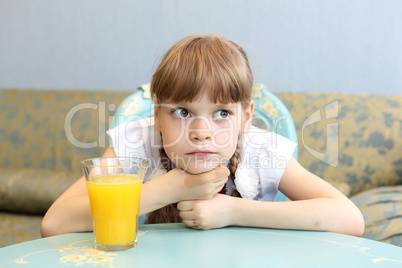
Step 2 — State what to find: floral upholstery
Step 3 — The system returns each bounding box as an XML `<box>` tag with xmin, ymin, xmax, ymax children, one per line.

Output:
<box><xmin>0</xmin><ymin>90</ymin><xmax>130</xmax><ymax>173</ymax></box>
<box><xmin>0</xmin><ymin>90</ymin><xmax>130</xmax><ymax>247</ymax></box>
<box><xmin>350</xmin><ymin>186</ymin><xmax>402</xmax><ymax>246</ymax></box>
<box><xmin>276</xmin><ymin>92</ymin><xmax>402</xmax><ymax>197</ymax></box>
<box><xmin>276</xmin><ymin>92</ymin><xmax>402</xmax><ymax>246</ymax></box>
<box><xmin>0</xmin><ymin>213</ymin><xmax>43</xmax><ymax>246</ymax></box>
<box><xmin>0</xmin><ymin>89</ymin><xmax>401</xmax><ymax>248</ymax></box>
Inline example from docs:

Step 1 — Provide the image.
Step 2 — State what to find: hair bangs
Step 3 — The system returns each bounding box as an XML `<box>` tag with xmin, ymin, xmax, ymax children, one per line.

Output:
<box><xmin>151</xmin><ymin>34</ymin><xmax>253</xmax><ymax>106</ymax></box>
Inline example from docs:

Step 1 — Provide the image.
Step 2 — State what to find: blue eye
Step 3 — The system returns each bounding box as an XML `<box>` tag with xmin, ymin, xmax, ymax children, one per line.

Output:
<box><xmin>173</xmin><ymin>108</ymin><xmax>191</xmax><ymax>118</ymax></box>
<box><xmin>214</xmin><ymin>110</ymin><xmax>230</xmax><ymax>119</ymax></box>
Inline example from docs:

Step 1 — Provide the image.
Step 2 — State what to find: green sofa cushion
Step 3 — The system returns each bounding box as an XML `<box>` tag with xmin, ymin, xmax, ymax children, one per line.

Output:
<box><xmin>0</xmin><ymin>168</ymin><xmax>79</xmax><ymax>214</ymax></box>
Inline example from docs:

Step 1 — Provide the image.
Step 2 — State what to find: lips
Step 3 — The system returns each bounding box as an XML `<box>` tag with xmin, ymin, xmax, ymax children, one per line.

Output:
<box><xmin>186</xmin><ymin>150</ymin><xmax>215</xmax><ymax>157</ymax></box>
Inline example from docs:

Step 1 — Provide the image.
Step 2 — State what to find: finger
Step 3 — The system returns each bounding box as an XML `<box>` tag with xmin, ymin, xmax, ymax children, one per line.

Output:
<box><xmin>213</xmin><ymin>175</ymin><xmax>228</xmax><ymax>184</ymax></box>
<box><xmin>182</xmin><ymin>218</ymin><xmax>198</xmax><ymax>228</ymax></box>
<box><xmin>213</xmin><ymin>165</ymin><xmax>230</xmax><ymax>182</ymax></box>
<box><xmin>198</xmin><ymin>165</ymin><xmax>229</xmax><ymax>184</ymax></box>
<box><xmin>179</xmin><ymin>210</ymin><xmax>194</xmax><ymax>220</ymax></box>
<box><xmin>177</xmin><ymin>200</ymin><xmax>194</xmax><ymax>211</ymax></box>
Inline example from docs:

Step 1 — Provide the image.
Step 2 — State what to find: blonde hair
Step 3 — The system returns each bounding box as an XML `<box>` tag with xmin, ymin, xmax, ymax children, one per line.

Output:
<box><xmin>146</xmin><ymin>34</ymin><xmax>253</xmax><ymax>224</ymax></box>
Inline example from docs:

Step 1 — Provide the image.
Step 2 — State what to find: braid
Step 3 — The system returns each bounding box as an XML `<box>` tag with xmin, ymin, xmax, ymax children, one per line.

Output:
<box><xmin>229</xmin><ymin>136</ymin><xmax>241</xmax><ymax>197</ymax></box>
<box><xmin>145</xmin><ymin>136</ymin><xmax>182</xmax><ymax>224</ymax></box>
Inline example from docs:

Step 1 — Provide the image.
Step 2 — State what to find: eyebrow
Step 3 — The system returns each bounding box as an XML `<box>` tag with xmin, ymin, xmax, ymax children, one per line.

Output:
<box><xmin>169</xmin><ymin>102</ymin><xmax>239</xmax><ymax>111</ymax></box>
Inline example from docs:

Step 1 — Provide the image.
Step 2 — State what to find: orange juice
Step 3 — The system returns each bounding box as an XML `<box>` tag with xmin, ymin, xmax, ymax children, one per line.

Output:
<box><xmin>86</xmin><ymin>174</ymin><xmax>142</xmax><ymax>247</ymax></box>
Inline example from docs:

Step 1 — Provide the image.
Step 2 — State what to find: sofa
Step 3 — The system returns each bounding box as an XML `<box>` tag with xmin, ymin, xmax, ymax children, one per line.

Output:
<box><xmin>0</xmin><ymin>88</ymin><xmax>401</xmax><ymax>248</ymax></box>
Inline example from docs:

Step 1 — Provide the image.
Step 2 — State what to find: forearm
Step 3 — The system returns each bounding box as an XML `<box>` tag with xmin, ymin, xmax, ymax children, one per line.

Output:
<box><xmin>42</xmin><ymin>176</ymin><xmax>177</xmax><ymax>236</ymax></box>
<box><xmin>231</xmin><ymin>197</ymin><xmax>364</xmax><ymax>236</ymax></box>
<box><xmin>139</xmin><ymin>176</ymin><xmax>178</xmax><ymax>216</ymax></box>
<box><xmin>41</xmin><ymin>195</ymin><xmax>93</xmax><ymax>237</ymax></box>
<box><xmin>139</xmin><ymin>166</ymin><xmax>229</xmax><ymax>216</ymax></box>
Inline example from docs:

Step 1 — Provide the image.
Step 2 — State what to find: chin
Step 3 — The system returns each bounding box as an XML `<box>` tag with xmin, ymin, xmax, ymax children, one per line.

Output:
<box><xmin>180</xmin><ymin>162</ymin><xmax>220</xmax><ymax>175</ymax></box>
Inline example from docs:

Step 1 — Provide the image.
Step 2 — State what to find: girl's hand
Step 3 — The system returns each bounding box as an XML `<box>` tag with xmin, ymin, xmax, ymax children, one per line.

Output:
<box><xmin>167</xmin><ymin>165</ymin><xmax>229</xmax><ymax>202</ymax></box>
<box><xmin>139</xmin><ymin>165</ymin><xmax>229</xmax><ymax>216</ymax></box>
<box><xmin>178</xmin><ymin>194</ymin><xmax>234</xmax><ymax>230</ymax></box>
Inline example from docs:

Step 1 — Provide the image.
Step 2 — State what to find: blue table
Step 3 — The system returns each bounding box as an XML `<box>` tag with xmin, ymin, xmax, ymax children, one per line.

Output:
<box><xmin>0</xmin><ymin>224</ymin><xmax>401</xmax><ymax>267</ymax></box>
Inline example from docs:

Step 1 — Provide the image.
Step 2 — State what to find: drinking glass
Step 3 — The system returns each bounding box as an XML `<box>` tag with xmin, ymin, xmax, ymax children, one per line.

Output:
<box><xmin>81</xmin><ymin>157</ymin><xmax>148</xmax><ymax>251</ymax></box>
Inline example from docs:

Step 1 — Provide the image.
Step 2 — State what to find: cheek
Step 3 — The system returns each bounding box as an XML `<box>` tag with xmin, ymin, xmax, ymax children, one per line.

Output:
<box><xmin>160</xmin><ymin>139</ymin><xmax>180</xmax><ymax>163</ymax></box>
<box><xmin>161</xmin><ymin>131</ymin><xmax>183</xmax><ymax>152</ymax></box>
<box><xmin>225</xmin><ymin>145</ymin><xmax>237</xmax><ymax>158</ymax></box>
<box><xmin>213</xmin><ymin>131</ymin><xmax>234</xmax><ymax>146</ymax></box>
<box><xmin>161</xmin><ymin>120</ymin><xmax>186</xmax><ymax>145</ymax></box>
<box><xmin>212</xmin><ymin>121</ymin><xmax>240</xmax><ymax>147</ymax></box>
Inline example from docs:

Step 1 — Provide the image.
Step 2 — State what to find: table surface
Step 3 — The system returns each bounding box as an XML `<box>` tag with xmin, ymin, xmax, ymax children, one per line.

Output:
<box><xmin>0</xmin><ymin>223</ymin><xmax>401</xmax><ymax>268</ymax></box>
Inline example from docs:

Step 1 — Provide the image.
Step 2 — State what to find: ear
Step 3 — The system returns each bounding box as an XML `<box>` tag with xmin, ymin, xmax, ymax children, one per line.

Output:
<box><xmin>240</xmin><ymin>100</ymin><xmax>254</xmax><ymax>134</ymax></box>
<box><xmin>153</xmin><ymin>98</ymin><xmax>162</xmax><ymax>133</ymax></box>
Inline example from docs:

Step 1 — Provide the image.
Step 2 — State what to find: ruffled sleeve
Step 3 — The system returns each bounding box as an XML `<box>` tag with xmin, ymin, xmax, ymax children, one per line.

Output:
<box><xmin>236</xmin><ymin>127</ymin><xmax>297</xmax><ymax>201</ymax></box>
<box><xmin>107</xmin><ymin>117</ymin><xmax>161</xmax><ymax>182</ymax></box>
<box><xmin>107</xmin><ymin>120</ymin><xmax>146</xmax><ymax>158</ymax></box>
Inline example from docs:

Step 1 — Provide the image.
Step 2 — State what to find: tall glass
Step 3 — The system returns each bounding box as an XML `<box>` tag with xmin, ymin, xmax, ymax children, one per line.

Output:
<box><xmin>81</xmin><ymin>157</ymin><xmax>147</xmax><ymax>251</ymax></box>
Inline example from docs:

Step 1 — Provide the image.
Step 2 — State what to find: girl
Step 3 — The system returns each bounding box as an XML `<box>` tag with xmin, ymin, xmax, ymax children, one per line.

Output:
<box><xmin>41</xmin><ymin>34</ymin><xmax>364</xmax><ymax>237</ymax></box>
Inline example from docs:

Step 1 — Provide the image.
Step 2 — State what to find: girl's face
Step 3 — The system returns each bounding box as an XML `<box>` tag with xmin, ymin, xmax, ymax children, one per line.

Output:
<box><xmin>154</xmin><ymin>92</ymin><xmax>254</xmax><ymax>174</ymax></box>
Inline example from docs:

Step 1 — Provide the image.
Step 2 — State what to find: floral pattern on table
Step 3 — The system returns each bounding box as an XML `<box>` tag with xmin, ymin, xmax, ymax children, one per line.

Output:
<box><xmin>1</xmin><ymin>232</ymin><xmax>147</xmax><ymax>267</ymax></box>
<box><xmin>9</xmin><ymin>240</ymin><xmax>117</xmax><ymax>267</ymax></box>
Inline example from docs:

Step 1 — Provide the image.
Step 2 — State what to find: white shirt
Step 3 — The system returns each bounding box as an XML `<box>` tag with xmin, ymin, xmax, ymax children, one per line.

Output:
<box><xmin>107</xmin><ymin>117</ymin><xmax>297</xmax><ymax>201</ymax></box>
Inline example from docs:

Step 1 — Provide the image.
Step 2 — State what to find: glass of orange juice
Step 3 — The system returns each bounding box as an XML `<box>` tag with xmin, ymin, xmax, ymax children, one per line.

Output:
<box><xmin>81</xmin><ymin>157</ymin><xmax>147</xmax><ymax>251</ymax></box>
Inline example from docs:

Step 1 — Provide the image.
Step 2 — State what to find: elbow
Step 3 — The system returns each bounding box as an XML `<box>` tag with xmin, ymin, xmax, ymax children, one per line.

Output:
<box><xmin>40</xmin><ymin>213</ymin><xmax>62</xmax><ymax>238</ymax></box>
<box><xmin>352</xmin><ymin>213</ymin><xmax>365</xmax><ymax>237</ymax></box>
<box><xmin>330</xmin><ymin>202</ymin><xmax>365</xmax><ymax>237</ymax></box>
<box><xmin>41</xmin><ymin>207</ymin><xmax>93</xmax><ymax>238</ymax></box>
<box><xmin>40</xmin><ymin>216</ymin><xmax>54</xmax><ymax>238</ymax></box>
<box><xmin>352</xmin><ymin>205</ymin><xmax>365</xmax><ymax>237</ymax></box>
<box><xmin>344</xmin><ymin>210</ymin><xmax>365</xmax><ymax>237</ymax></box>
<box><xmin>337</xmin><ymin>198</ymin><xmax>365</xmax><ymax>237</ymax></box>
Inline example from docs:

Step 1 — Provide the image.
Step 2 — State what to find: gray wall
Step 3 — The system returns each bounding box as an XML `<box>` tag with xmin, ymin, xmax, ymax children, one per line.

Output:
<box><xmin>1</xmin><ymin>0</ymin><xmax>401</xmax><ymax>95</ymax></box>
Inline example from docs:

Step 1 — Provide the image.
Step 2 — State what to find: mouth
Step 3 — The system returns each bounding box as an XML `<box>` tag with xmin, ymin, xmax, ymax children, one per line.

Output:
<box><xmin>186</xmin><ymin>150</ymin><xmax>215</xmax><ymax>158</ymax></box>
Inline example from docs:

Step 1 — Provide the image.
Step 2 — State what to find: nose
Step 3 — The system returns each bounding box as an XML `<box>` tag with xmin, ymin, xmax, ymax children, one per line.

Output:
<box><xmin>188</xmin><ymin>117</ymin><xmax>212</xmax><ymax>142</ymax></box>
